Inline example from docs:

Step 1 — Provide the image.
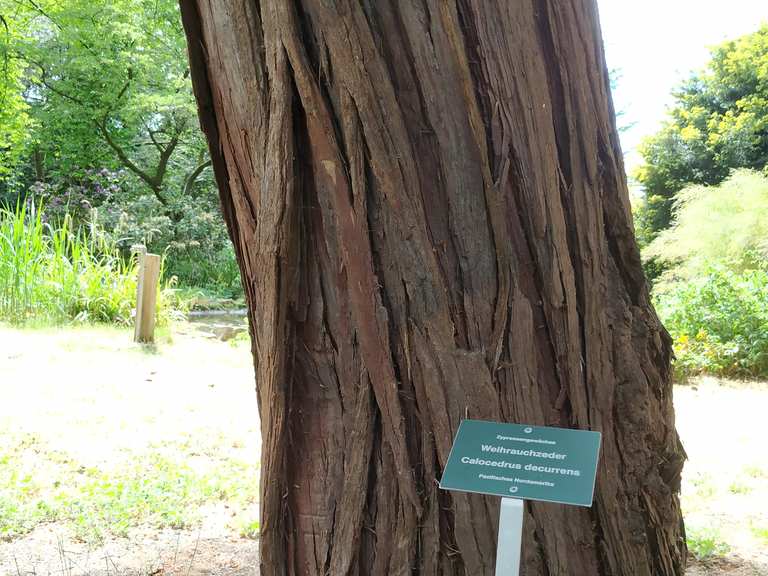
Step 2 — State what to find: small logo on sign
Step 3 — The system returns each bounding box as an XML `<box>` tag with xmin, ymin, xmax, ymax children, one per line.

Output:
<box><xmin>523</xmin><ymin>427</ymin><xmax>533</xmax><ymax>434</ymax></box>
<box><xmin>509</xmin><ymin>487</ymin><xmax>519</xmax><ymax>493</ymax></box>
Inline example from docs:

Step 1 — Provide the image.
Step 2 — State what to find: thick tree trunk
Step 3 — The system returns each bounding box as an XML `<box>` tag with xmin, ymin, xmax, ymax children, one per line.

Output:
<box><xmin>180</xmin><ymin>1</ymin><xmax>687</xmax><ymax>574</ymax></box>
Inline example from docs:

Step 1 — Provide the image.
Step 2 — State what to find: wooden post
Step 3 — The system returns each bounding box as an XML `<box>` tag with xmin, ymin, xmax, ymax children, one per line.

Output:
<box><xmin>134</xmin><ymin>252</ymin><xmax>161</xmax><ymax>343</ymax></box>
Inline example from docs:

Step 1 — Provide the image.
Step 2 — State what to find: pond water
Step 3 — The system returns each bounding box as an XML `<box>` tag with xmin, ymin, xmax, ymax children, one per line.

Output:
<box><xmin>186</xmin><ymin>310</ymin><xmax>248</xmax><ymax>341</ymax></box>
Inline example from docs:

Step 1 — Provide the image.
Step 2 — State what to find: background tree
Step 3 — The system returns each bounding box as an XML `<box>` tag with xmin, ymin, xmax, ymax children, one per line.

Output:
<box><xmin>181</xmin><ymin>1</ymin><xmax>686</xmax><ymax>575</ymax></box>
<box><xmin>635</xmin><ymin>25</ymin><xmax>768</xmax><ymax>246</ymax></box>
<box><xmin>610</xmin><ymin>68</ymin><xmax>636</xmax><ymax>135</ymax></box>
<box><xmin>0</xmin><ymin>0</ymin><xmax>239</xmax><ymax>292</ymax></box>
<box><xmin>0</xmin><ymin>10</ymin><xmax>30</xmax><ymax>199</ymax></box>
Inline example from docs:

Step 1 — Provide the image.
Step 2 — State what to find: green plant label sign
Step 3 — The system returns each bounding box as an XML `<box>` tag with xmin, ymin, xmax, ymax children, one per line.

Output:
<box><xmin>439</xmin><ymin>420</ymin><xmax>601</xmax><ymax>507</ymax></box>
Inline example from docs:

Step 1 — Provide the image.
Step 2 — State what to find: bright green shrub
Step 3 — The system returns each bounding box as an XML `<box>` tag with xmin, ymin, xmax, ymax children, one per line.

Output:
<box><xmin>654</xmin><ymin>266</ymin><xmax>768</xmax><ymax>378</ymax></box>
<box><xmin>165</xmin><ymin>243</ymin><xmax>241</xmax><ymax>298</ymax></box>
<box><xmin>686</xmin><ymin>525</ymin><xmax>731</xmax><ymax>561</ymax></box>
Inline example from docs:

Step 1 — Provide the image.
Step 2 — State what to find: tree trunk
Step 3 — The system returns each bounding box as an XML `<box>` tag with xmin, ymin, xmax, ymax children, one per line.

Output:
<box><xmin>179</xmin><ymin>1</ymin><xmax>687</xmax><ymax>574</ymax></box>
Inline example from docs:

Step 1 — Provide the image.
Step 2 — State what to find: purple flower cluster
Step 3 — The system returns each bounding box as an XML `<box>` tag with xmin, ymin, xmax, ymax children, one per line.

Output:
<box><xmin>30</xmin><ymin>168</ymin><xmax>126</xmax><ymax>224</ymax></box>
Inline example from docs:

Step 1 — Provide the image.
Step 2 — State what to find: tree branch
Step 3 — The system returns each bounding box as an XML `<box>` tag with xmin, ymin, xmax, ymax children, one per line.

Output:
<box><xmin>96</xmin><ymin>115</ymin><xmax>170</xmax><ymax>207</ymax></box>
<box><xmin>153</xmin><ymin>132</ymin><xmax>179</xmax><ymax>197</ymax></box>
<box><xmin>18</xmin><ymin>0</ymin><xmax>62</xmax><ymax>31</ymax></box>
<box><xmin>25</xmin><ymin>58</ymin><xmax>86</xmax><ymax>105</ymax></box>
<box><xmin>145</xmin><ymin>125</ymin><xmax>165</xmax><ymax>152</ymax></box>
<box><xmin>182</xmin><ymin>158</ymin><xmax>212</xmax><ymax>198</ymax></box>
<box><xmin>132</xmin><ymin>140</ymin><xmax>173</xmax><ymax>148</ymax></box>
<box><xmin>115</xmin><ymin>76</ymin><xmax>131</xmax><ymax>102</ymax></box>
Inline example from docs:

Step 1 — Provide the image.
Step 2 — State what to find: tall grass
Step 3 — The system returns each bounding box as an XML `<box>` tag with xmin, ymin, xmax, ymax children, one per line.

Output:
<box><xmin>0</xmin><ymin>203</ymin><xmax>140</xmax><ymax>325</ymax></box>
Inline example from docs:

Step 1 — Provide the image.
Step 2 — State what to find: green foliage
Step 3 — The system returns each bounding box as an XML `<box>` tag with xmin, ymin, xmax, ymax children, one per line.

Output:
<box><xmin>646</xmin><ymin>171</ymin><xmax>768</xmax><ymax>275</ymax></box>
<box><xmin>62</xmin><ymin>452</ymin><xmax>251</xmax><ymax>541</ymax></box>
<box><xmin>0</xmin><ymin>203</ymin><xmax>171</xmax><ymax>325</ymax></box>
<box><xmin>686</xmin><ymin>525</ymin><xmax>731</xmax><ymax>561</ymax></box>
<box><xmin>655</xmin><ymin>266</ymin><xmax>768</xmax><ymax>378</ymax></box>
<box><xmin>649</xmin><ymin>172</ymin><xmax>768</xmax><ymax>378</ymax></box>
<box><xmin>635</xmin><ymin>25</ymin><xmax>768</xmax><ymax>243</ymax></box>
<box><xmin>727</xmin><ymin>479</ymin><xmax>752</xmax><ymax>495</ymax></box>
<box><xmin>0</xmin><ymin>434</ymin><xmax>59</xmax><ymax>541</ymax></box>
<box><xmin>750</xmin><ymin>522</ymin><xmax>768</xmax><ymax>546</ymax></box>
<box><xmin>0</xmin><ymin>8</ymin><xmax>30</xmax><ymax>195</ymax></box>
<box><xmin>237</xmin><ymin>516</ymin><xmax>261</xmax><ymax>540</ymax></box>
<box><xmin>7</xmin><ymin>0</ymin><xmax>198</xmax><ymax>180</ymax></box>
<box><xmin>0</xmin><ymin>0</ymin><xmax>239</xmax><ymax>295</ymax></box>
<box><xmin>165</xmin><ymin>239</ymin><xmax>242</xmax><ymax>297</ymax></box>
<box><xmin>690</xmin><ymin>473</ymin><xmax>717</xmax><ymax>501</ymax></box>
<box><xmin>744</xmin><ymin>465</ymin><xmax>768</xmax><ymax>479</ymax></box>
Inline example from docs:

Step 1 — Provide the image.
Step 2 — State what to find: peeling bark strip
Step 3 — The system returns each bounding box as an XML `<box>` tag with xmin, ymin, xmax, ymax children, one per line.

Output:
<box><xmin>180</xmin><ymin>1</ymin><xmax>687</xmax><ymax>574</ymax></box>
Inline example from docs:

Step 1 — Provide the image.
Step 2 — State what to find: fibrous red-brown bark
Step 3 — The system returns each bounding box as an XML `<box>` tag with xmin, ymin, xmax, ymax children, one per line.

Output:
<box><xmin>180</xmin><ymin>1</ymin><xmax>687</xmax><ymax>574</ymax></box>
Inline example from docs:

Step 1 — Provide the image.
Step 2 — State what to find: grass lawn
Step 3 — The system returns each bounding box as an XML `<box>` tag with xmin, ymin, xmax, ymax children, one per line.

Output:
<box><xmin>676</xmin><ymin>378</ymin><xmax>768</xmax><ymax>575</ymax></box>
<box><xmin>0</xmin><ymin>324</ymin><xmax>766</xmax><ymax>575</ymax></box>
<box><xmin>0</xmin><ymin>323</ymin><xmax>260</xmax><ymax>574</ymax></box>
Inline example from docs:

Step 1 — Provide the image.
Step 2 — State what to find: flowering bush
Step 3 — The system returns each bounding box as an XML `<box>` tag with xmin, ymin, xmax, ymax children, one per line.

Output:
<box><xmin>31</xmin><ymin>169</ymin><xmax>125</xmax><ymax>225</ymax></box>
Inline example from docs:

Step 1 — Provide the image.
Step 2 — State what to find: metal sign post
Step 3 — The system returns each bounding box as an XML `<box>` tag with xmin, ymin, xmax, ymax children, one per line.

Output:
<box><xmin>439</xmin><ymin>419</ymin><xmax>602</xmax><ymax>575</ymax></box>
<box><xmin>495</xmin><ymin>498</ymin><xmax>524</xmax><ymax>576</ymax></box>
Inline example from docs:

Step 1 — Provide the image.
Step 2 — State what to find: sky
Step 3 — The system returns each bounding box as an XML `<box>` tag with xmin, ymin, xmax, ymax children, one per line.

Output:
<box><xmin>597</xmin><ymin>0</ymin><xmax>767</xmax><ymax>173</ymax></box>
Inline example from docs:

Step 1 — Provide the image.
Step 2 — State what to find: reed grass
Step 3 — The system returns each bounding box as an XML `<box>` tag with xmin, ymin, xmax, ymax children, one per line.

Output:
<box><xmin>0</xmin><ymin>203</ymin><xmax>142</xmax><ymax>325</ymax></box>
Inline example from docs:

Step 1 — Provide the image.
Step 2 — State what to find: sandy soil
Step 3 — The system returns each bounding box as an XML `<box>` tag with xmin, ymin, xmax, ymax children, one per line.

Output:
<box><xmin>686</xmin><ymin>556</ymin><xmax>767</xmax><ymax>576</ymax></box>
<box><xmin>0</xmin><ymin>326</ymin><xmax>766</xmax><ymax>574</ymax></box>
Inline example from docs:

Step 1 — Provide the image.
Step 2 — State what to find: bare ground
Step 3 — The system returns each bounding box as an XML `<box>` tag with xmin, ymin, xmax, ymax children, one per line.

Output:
<box><xmin>0</xmin><ymin>325</ymin><xmax>766</xmax><ymax>575</ymax></box>
<box><xmin>1</xmin><ymin>524</ymin><xmax>258</xmax><ymax>576</ymax></box>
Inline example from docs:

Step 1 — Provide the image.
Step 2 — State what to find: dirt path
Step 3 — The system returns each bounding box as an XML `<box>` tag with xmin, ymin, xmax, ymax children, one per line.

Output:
<box><xmin>1</xmin><ymin>524</ymin><xmax>259</xmax><ymax>576</ymax></box>
<box><xmin>0</xmin><ymin>326</ymin><xmax>766</xmax><ymax>575</ymax></box>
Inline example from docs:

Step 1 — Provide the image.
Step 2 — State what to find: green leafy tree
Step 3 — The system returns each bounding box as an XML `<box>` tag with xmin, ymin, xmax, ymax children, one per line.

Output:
<box><xmin>0</xmin><ymin>0</ymin><xmax>238</xmax><ymax>293</ymax></box>
<box><xmin>0</xmin><ymin>9</ymin><xmax>30</xmax><ymax>201</ymax></box>
<box><xmin>10</xmin><ymin>0</ymin><xmax>207</xmax><ymax>204</ymax></box>
<box><xmin>635</xmin><ymin>24</ymin><xmax>768</xmax><ymax>245</ymax></box>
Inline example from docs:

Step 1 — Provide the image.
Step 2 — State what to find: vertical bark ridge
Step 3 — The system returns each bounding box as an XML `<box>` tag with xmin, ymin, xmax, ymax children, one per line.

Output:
<box><xmin>180</xmin><ymin>0</ymin><xmax>687</xmax><ymax>574</ymax></box>
<box><xmin>278</xmin><ymin>0</ymin><xmax>421</xmax><ymax>519</ymax></box>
